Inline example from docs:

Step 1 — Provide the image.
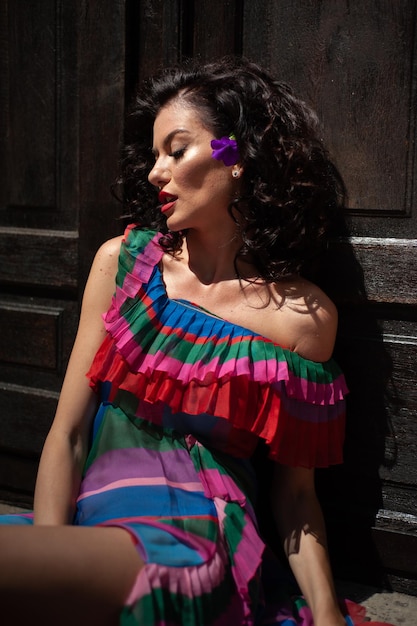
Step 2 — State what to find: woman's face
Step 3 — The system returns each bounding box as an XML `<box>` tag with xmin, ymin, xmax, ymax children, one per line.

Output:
<box><xmin>148</xmin><ymin>99</ymin><xmax>239</xmax><ymax>234</ymax></box>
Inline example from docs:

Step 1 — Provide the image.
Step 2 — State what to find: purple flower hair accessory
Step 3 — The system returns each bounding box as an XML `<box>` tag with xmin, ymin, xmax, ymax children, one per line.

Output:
<box><xmin>210</xmin><ymin>134</ymin><xmax>240</xmax><ymax>166</ymax></box>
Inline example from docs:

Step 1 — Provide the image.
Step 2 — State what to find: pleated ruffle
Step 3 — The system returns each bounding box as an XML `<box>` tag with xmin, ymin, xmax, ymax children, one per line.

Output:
<box><xmin>87</xmin><ymin>225</ymin><xmax>348</xmax><ymax>468</ymax></box>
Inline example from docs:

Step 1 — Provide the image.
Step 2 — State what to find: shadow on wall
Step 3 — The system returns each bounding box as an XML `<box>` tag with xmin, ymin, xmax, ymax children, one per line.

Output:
<box><xmin>253</xmin><ymin>217</ymin><xmax>396</xmax><ymax>590</ymax></box>
<box><xmin>316</xmin><ymin>231</ymin><xmax>396</xmax><ymax>588</ymax></box>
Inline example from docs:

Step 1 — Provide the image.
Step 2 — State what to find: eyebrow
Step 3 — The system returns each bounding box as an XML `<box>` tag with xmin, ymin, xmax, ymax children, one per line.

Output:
<box><xmin>151</xmin><ymin>128</ymin><xmax>192</xmax><ymax>155</ymax></box>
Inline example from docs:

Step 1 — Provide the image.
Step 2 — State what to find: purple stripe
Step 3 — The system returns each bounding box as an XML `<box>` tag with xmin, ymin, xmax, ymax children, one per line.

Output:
<box><xmin>279</xmin><ymin>392</ymin><xmax>346</xmax><ymax>422</ymax></box>
<box><xmin>80</xmin><ymin>446</ymin><xmax>201</xmax><ymax>493</ymax></box>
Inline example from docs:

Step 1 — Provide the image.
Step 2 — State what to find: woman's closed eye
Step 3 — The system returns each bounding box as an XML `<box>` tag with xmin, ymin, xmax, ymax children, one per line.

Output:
<box><xmin>169</xmin><ymin>147</ymin><xmax>186</xmax><ymax>160</ymax></box>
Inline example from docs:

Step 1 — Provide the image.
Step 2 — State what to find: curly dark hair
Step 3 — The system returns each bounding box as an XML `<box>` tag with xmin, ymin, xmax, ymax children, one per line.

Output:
<box><xmin>119</xmin><ymin>56</ymin><xmax>346</xmax><ymax>283</ymax></box>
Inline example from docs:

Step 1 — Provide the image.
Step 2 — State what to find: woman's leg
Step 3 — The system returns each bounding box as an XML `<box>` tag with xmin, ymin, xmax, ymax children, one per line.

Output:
<box><xmin>0</xmin><ymin>525</ymin><xmax>143</xmax><ymax>626</ymax></box>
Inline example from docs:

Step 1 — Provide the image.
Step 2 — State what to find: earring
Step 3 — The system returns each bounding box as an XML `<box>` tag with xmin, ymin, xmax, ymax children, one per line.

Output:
<box><xmin>232</xmin><ymin>170</ymin><xmax>240</xmax><ymax>178</ymax></box>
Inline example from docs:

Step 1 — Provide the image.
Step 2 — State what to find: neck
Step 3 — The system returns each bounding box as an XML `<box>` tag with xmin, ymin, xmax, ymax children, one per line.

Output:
<box><xmin>184</xmin><ymin>227</ymin><xmax>242</xmax><ymax>284</ymax></box>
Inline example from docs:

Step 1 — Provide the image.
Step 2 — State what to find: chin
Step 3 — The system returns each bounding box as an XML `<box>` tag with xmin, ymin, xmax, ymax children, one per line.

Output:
<box><xmin>165</xmin><ymin>218</ymin><xmax>182</xmax><ymax>232</ymax></box>
<box><xmin>166</xmin><ymin>216</ymin><xmax>191</xmax><ymax>233</ymax></box>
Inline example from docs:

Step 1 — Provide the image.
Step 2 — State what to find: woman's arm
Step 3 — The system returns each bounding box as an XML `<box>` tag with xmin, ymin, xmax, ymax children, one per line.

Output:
<box><xmin>271</xmin><ymin>464</ymin><xmax>345</xmax><ymax>626</ymax></box>
<box><xmin>269</xmin><ymin>283</ymin><xmax>345</xmax><ymax>624</ymax></box>
<box><xmin>33</xmin><ymin>236</ymin><xmax>123</xmax><ymax>525</ymax></box>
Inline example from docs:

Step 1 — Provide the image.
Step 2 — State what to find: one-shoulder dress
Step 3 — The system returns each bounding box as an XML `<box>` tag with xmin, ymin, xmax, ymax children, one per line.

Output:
<box><xmin>1</xmin><ymin>225</ymin><xmax>383</xmax><ymax>626</ymax></box>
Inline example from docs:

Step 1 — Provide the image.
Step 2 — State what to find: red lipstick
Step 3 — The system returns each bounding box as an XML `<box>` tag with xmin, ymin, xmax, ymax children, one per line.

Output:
<box><xmin>158</xmin><ymin>190</ymin><xmax>177</xmax><ymax>214</ymax></box>
<box><xmin>161</xmin><ymin>200</ymin><xmax>176</xmax><ymax>214</ymax></box>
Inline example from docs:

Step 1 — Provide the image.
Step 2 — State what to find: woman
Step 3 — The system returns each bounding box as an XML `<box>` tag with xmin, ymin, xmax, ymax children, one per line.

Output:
<box><xmin>0</xmin><ymin>58</ymin><xmax>390</xmax><ymax>626</ymax></box>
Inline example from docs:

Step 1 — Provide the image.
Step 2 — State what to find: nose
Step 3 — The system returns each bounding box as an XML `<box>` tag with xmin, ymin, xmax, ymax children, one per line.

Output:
<box><xmin>148</xmin><ymin>156</ymin><xmax>170</xmax><ymax>189</ymax></box>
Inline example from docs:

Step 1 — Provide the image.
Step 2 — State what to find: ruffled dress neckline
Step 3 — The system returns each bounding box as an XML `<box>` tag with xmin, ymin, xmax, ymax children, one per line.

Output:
<box><xmin>87</xmin><ymin>224</ymin><xmax>348</xmax><ymax>468</ymax></box>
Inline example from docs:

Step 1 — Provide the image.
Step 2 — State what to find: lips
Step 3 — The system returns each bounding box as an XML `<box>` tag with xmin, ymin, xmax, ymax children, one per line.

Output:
<box><xmin>158</xmin><ymin>190</ymin><xmax>178</xmax><ymax>213</ymax></box>
<box><xmin>158</xmin><ymin>190</ymin><xmax>172</xmax><ymax>203</ymax></box>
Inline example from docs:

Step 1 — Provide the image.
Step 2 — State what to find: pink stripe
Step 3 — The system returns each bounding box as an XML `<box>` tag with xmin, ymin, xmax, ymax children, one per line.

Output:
<box><xmin>130</xmin><ymin>233</ymin><xmax>163</xmax><ymax>279</ymax></box>
<box><xmin>113</xmin><ymin>232</ymin><xmax>162</xmax><ymax>307</ymax></box>
<box><xmin>77</xmin><ymin>477</ymin><xmax>204</xmax><ymax>501</ymax></box>
<box><xmin>120</xmin><ymin>272</ymin><xmax>142</xmax><ymax>299</ymax></box>
<box><xmin>103</xmin><ymin>281</ymin><xmax>347</xmax><ymax>405</ymax></box>
<box><xmin>104</xmin><ymin>320</ymin><xmax>287</xmax><ymax>383</ymax></box>
<box><xmin>251</xmin><ymin>358</ymin><xmax>289</xmax><ymax>380</ymax></box>
<box><xmin>197</xmin><ymin>466</ymin><xmax>247</xmax><ymax>506</ymax></box>
<box><xmin>110</xmin><ymin>336</ymin><xmax>345</xmax><ymax>405</ymax></box>
<box><xmin>125</xmin><ymin>534</ymin><xmax>228</xmax><ymax>604</ymax></box>
<box><xmin>214</xmin><ymin>497</ymin><xmax>264</xmax><ymax>619</ymax></box>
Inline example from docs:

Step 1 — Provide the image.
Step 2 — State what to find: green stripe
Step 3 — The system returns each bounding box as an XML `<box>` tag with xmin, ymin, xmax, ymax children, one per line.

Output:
<box><xmin>84</xmin><ymin>403</ymin><xmax>186</xmax><ymax>473</ymax></box>
<box><xmin>222</xmin><ymin>502</ymin><xmax>247</xmax><ymax>566</ymax></box>
<box><xmin>158</xmin><ymin>516</ymin><xmax>218</xmax><ymax>542</ymax></box>
<box><xmin>118</xmin><ymin>227</ymin><xmax>344</xmax><ymax>387</ymax></box>
<box><xmin>124</xmin><ymin>308</ymin><xmax>342</xmax><ymax>383</ymax></box>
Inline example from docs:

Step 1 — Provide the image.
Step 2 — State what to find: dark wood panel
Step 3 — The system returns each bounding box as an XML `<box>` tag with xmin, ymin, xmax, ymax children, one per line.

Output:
<box><xmin>316</xmin><ymin>306</ymin><xmax>417</xmax><ymax>590</ymax></box>
<box><xmin>193</xmin><ymin>0</ymin><xmax>241</xmax><ymax>58</ymax></box>
<box><xmin>135</xmin><ymin>0</ymin><xmax>183</xmax><ymax>78</ymax></box>
<box><xmin>0</xmin><ymin>382</ymin><xmax>58</xmax><ymax>455</ymax></box>
<box><xmin>373</xmin><ymin>509</ymin><xmax>417</xmax><ymax>594</ymax></box>
<box><xmin>0</xmin><ymin>302</ymin><xmax>64</xmax><ymax>370</ymax></box>
<box><xmin>0</xmin><ymin>293</ymin><xmax>78</xmax><ymax>389</ymax></box>
<box><xmin>381</xmin><ymin>483</ymin><xmax>417</xmax><ymax>518</ymax></box>
<box><xmin>380</xmin><ymin>404</ymin><xmax>417</xmax><ymax>488</ymax></box>
<box><xmin>327</xmin><ymin>238</ymin><xmax>417</xmax><ymax>306</ymax></box>
<box><xmin>77</xmin><ymin>0</ymin><xmax>127</xmax><ymax>284</ymax></box>
<box><xmin>334</xmin><ymin>319</ymin><xmax>417</xmax><ymax>487</ymax></box>
<box><xmin>373</xmin><ymin>525</ymin><xmax>417</xmax><ymax>576</ymax></box>
<box><xmin>0</xmin><ymin>0</ymin><xmax>127</xmax><ymax>512</ymax></box>
<box><xmin>376</xmin><ymin>509</ymin><xmax>417</xmax><ymax>536</ymax></box>
<box><xmin>376</xmin><ymin>334</ymin><xmax>417</xmax><ymax>577</ymax></box>
<box><xmin>0</xmin><ymin>227</ymin><xmax>78</xmax><ymax>289</ymax></box>
<box><xmin>0</xmin><ymin>0</ymin><xmax>79</xmax><ymax>229</ymax></box>
<box><xmin>243</xmin><ymin>0</ymin><xmax>417</xmax><ymax>218</ymax></box>
<box><xmin>0</xmin><ymin>451</ymin><xmax>38</xmax><ymax>507</ymax></box>
<box><xmin>379</xmin><ymin>337</ymin><xmax>417</xmax><ymax>491</ymax></box>
<box><xmin>3</xmin><ymin>0</ymin><xmax>56</xmax><ymax>208</ymax></box>
<box><xmin>351</xmin><ymin>239</ymin><xmax>417</xmax><ymax>305</ymax></box>
<box><xmin>131</xmin><ymin>0</ymin><xmax>242</xmax><ymax>85</ymax></box>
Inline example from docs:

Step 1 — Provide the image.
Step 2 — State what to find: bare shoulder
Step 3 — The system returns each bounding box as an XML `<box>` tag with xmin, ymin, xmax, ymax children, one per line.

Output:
<box><xmin>91</xmin><ymin>235</ymin><xmax>124</xmax><ymax>276</ymax></box>
<box><xmin>273</xmin><ymin>278</ymin><xmax>338</xmax><ymax>363</ymax></box>
<box><xmin>80</xmin><ymin>235</ymin><xmax>124</xmax><ymax>316</ymax></box>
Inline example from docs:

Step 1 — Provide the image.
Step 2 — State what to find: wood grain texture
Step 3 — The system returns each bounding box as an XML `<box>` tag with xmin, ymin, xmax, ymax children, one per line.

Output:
<box><xmin>0</xmin><ymin>452</ymin><xmax>39</xmax><ymax>508</ymax></box>
<box><xmin>0</xmin><ymin>302</ymin><xmax>64</xmax><ymax>369</ymax></box>
<box><xmin>0</xmin><ymin>228</ymin><xmax>78</xmax><ymax>289</ymax></box>
<box><xmin>242</xmin><ymin>0</ymin><xmax>417</xmax><ymax>217</ymax></box>
<box><xmin>193</xmin><ymin>0</ymin><xmax>241</xmax><ymax>59</ymax></box>
<box><xmin>351</xmin><ymin>238</ymin><xmax>417</xmax><ymax>305</ymax></box>
<box><xmin>0</xmin><ymin>383</ymin><xmax>58</xmax><ymax>455</ymax></box>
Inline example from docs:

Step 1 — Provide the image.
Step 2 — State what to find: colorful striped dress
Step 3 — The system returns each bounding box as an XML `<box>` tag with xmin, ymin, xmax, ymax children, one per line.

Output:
<box><xmin>2</xmin><ymin>225</ymin><xmax>376</xmax><ymax>625</ymax></box>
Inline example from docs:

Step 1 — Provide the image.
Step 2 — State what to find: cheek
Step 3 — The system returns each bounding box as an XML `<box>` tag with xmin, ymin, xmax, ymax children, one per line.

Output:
<box><xmin>176</xmin><ymin>160</ymin><xmax>215</xmax><ymax>191</ymax></box>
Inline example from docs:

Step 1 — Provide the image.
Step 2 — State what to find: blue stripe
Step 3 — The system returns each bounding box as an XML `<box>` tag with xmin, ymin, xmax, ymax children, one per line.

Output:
<box><xmin>75</xmin><ymin>485</ymin><xmax>216</xmax><ymax>526</ymax></box>
<box><xmin>128</xmin><ymin>523</ymin><xmax>207</xmax><ymax>566</ymax></box>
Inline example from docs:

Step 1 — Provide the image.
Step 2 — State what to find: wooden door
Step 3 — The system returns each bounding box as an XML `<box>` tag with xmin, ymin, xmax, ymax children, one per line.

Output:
<box><xmin>0</xmin><ymin>1</ymin><xmax>125</xmax><ymax>505</ymax></box>
<box><xmin>240</xmin><ymin>1</ymin><xmax>417</xmax><ymax>595</ymax></box>
<box><xmin>1</xmin><ymin>0</ymin><xmax>416</xmax><ymax>596</ymax></box>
